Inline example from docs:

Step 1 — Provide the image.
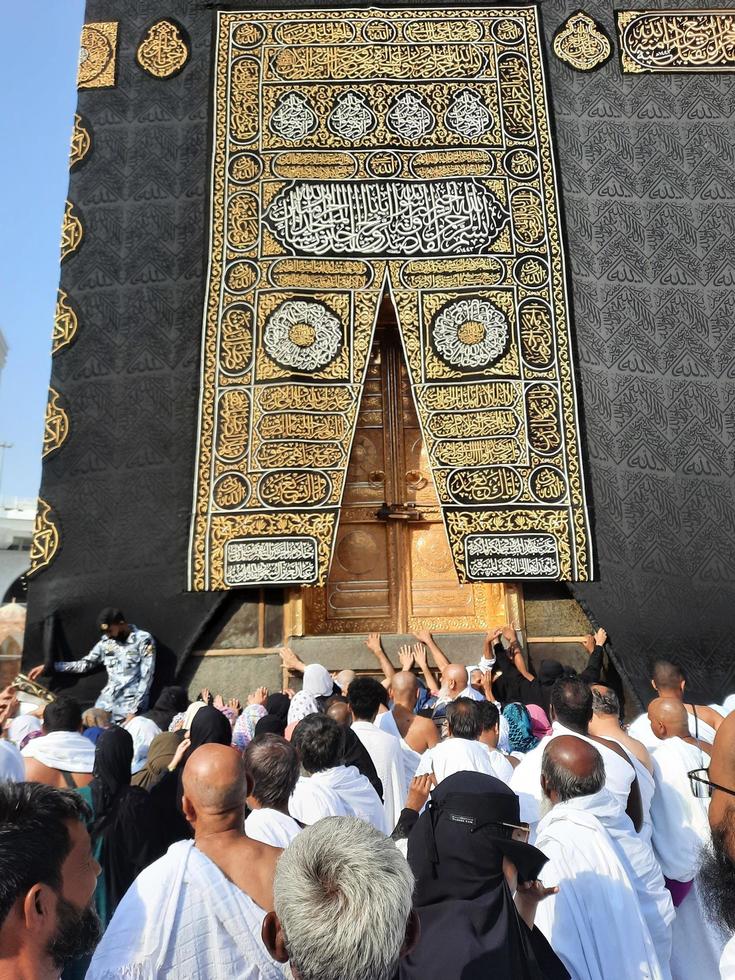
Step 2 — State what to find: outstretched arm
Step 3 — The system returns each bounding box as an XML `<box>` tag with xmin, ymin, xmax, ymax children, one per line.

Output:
<box><xmin>51</xmin><ymin>641</ymin><xmax>106</xmax><ymax>676</ymax></box>
<box><xmin>413</xmin><ymin>643</ymin><xmax>439</xmax><ymax>693</ymax></box>
<box><xmin>413</xmin><ymin>630</ymin><xmax>449</xmax><ymax>671</ymax></box>
<box><xmin>365</xmin><ymin>633</ymin><xmax>395</xmax><ymax>681</ymax></box>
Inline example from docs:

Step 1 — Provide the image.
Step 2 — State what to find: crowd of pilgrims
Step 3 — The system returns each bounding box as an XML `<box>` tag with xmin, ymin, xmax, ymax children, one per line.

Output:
<box><xmin>1</xmin><ymin>625</ymin><xmax>734</xmax><ymax>979</ymax></box>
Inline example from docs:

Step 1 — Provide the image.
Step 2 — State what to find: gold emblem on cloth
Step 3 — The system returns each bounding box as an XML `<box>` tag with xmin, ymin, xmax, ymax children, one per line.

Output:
<box><xmin>53</xmin><ymin>291</ymin><xmax>78</xmax><ymax>355</ymax></box>
<box><xmin>43</xmin><ymin>389</ymin><xmax>69</xmax><ymax>458</ymax></box>
<box><xmin>77</xmin><ymin>22</ymin><xmax>118</xmax><ymax>89</ymax></box>
<box><xmin>136</xmin><ymin>20</ymin><xmax>189</xmax><ymax>78</ymax></box>
<box><xmin>60</xmin><ymin>202</ymin><xmax>83</xmax><ymax>262</ymax></box>
<box><xmin>28</xmin><ymin>499</ymin><xmax>60</xmax><ymax>577</ymax></box>
<box><xmin>553</xmin><ymin>12</ymin><xmax>611</xmax><ymax>72</ymax></box>
<box><xmin>617</xmin><ymin>10</ymin><xmax>735</xmax><ymax>73</ymax></box>
<box><xmin>69</xmin><ymin>114</ymin><xmax>91</xmax><ymax>169</ymax></box>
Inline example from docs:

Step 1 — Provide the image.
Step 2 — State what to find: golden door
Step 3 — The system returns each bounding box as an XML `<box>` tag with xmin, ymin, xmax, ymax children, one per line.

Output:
<box><xmin>302</xmin><ymin>306</ymin><xmax>507</xmax><ymax>635</ymax></box>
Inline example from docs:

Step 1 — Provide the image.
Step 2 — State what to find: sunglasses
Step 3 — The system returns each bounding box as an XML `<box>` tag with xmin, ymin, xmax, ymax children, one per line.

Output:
<box><xmin>688</xmin><ymin>768</ymin><xmax>735</xmax><ymax>800</ymax></box>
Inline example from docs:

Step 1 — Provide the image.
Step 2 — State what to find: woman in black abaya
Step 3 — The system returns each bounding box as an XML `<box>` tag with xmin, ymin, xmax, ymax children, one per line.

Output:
<box><xmin>89</xmin><ymin>726</ymin><xmax>160</xmax><ymax>925</ymax></box>
<box><xmin>400</xmin><ymin>772</ymin><xmax>569</xmax><ymax>980</ymax></box>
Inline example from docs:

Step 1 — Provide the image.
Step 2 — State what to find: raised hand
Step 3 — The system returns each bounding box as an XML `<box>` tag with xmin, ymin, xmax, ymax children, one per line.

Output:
<box><xmin>213</xmin><ymin>693</ymin><xmax>225</xmax><ymax>710</ymax></box>
<box><xmin>413</xmin><ymin>642</ymin><xmax>428</xmax><ymax>668</ymax></box>
<box><xmin>405</xmin><ymin>773</ymin><xmax>435</xmax><ymax>812</ymax></box>
<box><xmin>398</xmin><ymin>644</ymin><xmax>414</xmax><ymax>672</ymax></box>
<box><xmin>594</xmin><ymin>627</ymin><xmax>607</xmax><ymax>647</ymax></box>
<box><xmin>502</xmin><ymin>624</ymin><xmax>517</xmax><ymax>643</ymax></box>
<box><xmin>413</xmin><ymin>629</ymin><xmax>432</xmax><ymax>645</ymax></box>
<box><xmin>280</xmin><ymin>647</ymin><xmax>305</xmax><ymax>672</ymax></box>
<box><xmin>248</xmin><ymin>686</ymin><xmax>268</xmax><ymax>706</ymax></box>
<box><xmin>365</xmin><ymin>632</ymin><xmax>383</xmax><ymax>656</ymax></box>
<box><xmin>200</xmin><ymin>688</ymin><xmax>212</xmax><ymax>706</ymax></box>
<box><xmin>488</xmin><ymin>626</ymin><xmax>503</xmax><ymax>643</ymax></box>
<box><xmin>168</xmin><ymin>736</ymin><xmax>191</xmax><ymax>770</ymax></box>
<box><xmin>227</xmin><ymin>697</ymin><xmax>242</xmax><ymax>715</ymax></box>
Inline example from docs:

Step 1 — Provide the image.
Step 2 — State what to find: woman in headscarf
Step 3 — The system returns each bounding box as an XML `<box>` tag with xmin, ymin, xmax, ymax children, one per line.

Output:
<box><xmin>88</xmin><ymin>726</ymin><xmax>160</xmax><ymax>926</ymax></box>
<box><xmin>148</xmin><ymin>705</ymin><xmax>234</xmax><ymax>850</ymax></box>
<box><xmin>400</xmin><ymin>772</ymin><xmax>569</xmax><ymax>980</ymax></box>
<box><xmin>526</xmin><ymin>703</ymin><xmax>553</xmax><ymax>740</ymax></box>
<box><xmin>124</xmin><ymin>715</ymin><xmax>162</xmax><ymax>775</ymax></box>
<box><xmin>232</xmin><ymin>704</ymin><xmax>267</xmax><ymax>751</ymax></box>
<box><xmin>302</xmin><ymin>662</ymin><xmax>337</xmax><ymax>710</ymax></box>
<box><xmin>143</xmin><ymin>685</ymin><xmax>189</xmax><ymax>731</ymax></box>
<box><xmin>130</xmin><ymin>729</ymin><xmax>184</xmax><ymax>789</ymax></box>
<box><xmin>503</xmin><ymin>703</ymin><xmax>540</xmax><ymax>755</ymax></box>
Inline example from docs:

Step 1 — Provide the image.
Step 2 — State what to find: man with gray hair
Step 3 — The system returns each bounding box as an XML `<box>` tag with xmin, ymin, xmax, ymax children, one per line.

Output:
<box><xmin>534</xmin><ymin>735</ymin><xmax>672</xmax><ymax>980</ymax></box>
<box><xmin>263</xmin><ymin>816</ymin><xmax>418</xmax><ymax>980</ymax></box>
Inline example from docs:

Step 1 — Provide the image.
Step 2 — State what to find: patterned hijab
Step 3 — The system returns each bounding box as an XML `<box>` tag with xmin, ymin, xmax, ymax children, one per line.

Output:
<box><xmin>232</xmin><ymin>704</ymin><xmax>267</xmax><ymax>751</ymax></box>
<box><xmin>502</xmin><ymin>703</ymin><xmax>539</xmax><ymax>754</ymax></box>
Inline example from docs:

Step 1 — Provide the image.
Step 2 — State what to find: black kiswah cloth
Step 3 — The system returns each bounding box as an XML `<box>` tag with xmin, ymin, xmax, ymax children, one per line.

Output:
<box><xmin>401</xmin><ymin>772</ymin><xmax>568</xmax><ymax>980</ymax></box>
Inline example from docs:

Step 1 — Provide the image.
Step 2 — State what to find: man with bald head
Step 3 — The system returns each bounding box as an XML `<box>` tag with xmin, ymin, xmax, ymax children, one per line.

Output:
<box><xmin>87</xmin><ymin>744</ymin><xmax>286</xmax><ymax>979</ymax></box>
<box><xmin>698</xmin><ymin>710</ymin><xmax>735</xmax><ymax>975</ymax></box>
<box><xmin>534</xmin><ymin>736</ymin><xmax>671</xmax><ymax>979</ymax></box>
<box><xmin>646</xmin><ymin>697</ymin><xmax>722</xmax><ymax>978</ymax></box>
<box><xmin>375</xmin><ymin>671</ymin><xmax>439</xmax><ymax>791</ymax></box>
<box><xmin>629</xmin><ymin>658</ymin><xmax>723</xmax><ymax>749</ymax></box>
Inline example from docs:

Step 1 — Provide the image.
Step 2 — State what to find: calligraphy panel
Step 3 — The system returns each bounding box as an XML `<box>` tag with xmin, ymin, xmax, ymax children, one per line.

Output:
<box><xmin>617</xmin><ymin>10</ymin><xmax>735</xmax><ymax>73</ymax></box>
<box><xmin>190</xmin><ymin>7</ymin><xmax>592</xmax><ymax>588</ymax></box>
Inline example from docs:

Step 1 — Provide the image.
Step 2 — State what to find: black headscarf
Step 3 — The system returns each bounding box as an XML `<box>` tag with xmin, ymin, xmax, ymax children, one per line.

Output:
<box><xmin>255</xmin><ymin>714</ymin><xmax>286</xmax><ymax>737</ymax></box>
<box><xmin>401</xmin><ymin>773</ymin><xmax>568</xmax><ymax>980</ymax></box>
<box><xmin>148</xmin><ymin>704</ymin><xmax>234</xmax><ymax>854</ymax></box>
<box><xmin>143</xmin><ymin>686</ymin><xmax>189</xmax><ymax>731</ymax></box>
<box><xmin>265</xmin><ymin>693</ymin><xmax>290</xmax><ymax>723</ymax></box>
<box><xmin>89</xmin><ymin>726</ymin><xmax>160</xmax><ymax>921</ymax></box>
<box><xmin>91</xmin><ymin>726</ymin><xmax>134</xmax><ymax>834</ymax></box>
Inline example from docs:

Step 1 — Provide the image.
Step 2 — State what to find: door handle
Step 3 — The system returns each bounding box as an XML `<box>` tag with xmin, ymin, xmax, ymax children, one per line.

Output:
<box><xmin>375</xmin><ymin>502</ymin><xmax>423</xmax><ymax>521</ymax></box>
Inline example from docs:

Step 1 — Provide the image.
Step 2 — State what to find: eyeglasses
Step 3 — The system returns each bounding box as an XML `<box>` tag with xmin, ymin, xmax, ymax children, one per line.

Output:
<box><xmin>498</xmin><ymin>820</ymin><xmax>531</xmax><ymax>843</ymax></box>
<box><xmin>687</xmin><ymin>768</ymin><xmax>735</xmax><ymax>800</ymax></box>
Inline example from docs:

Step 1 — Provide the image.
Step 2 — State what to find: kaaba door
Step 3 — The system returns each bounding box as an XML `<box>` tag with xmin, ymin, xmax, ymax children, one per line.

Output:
<box><xmin>302</xmin><ymin>304</ymin><xmax>504</xmax><ymax>635</ymax></box>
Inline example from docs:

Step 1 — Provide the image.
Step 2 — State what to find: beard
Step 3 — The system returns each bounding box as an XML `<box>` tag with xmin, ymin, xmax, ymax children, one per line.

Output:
<box><xmin>698</xmin><ymin>812</ymin><xmax>735</xmax><ymax>936</ymax></box>
<box><xmin>538</xmin><ymin>792</ymin><xmax>554</xmax><ymax>821</ymax></box>
<box><xmin>46</xmin><ymin>894</ymin><xmax>102</xmax><ymax>969</ymax></box>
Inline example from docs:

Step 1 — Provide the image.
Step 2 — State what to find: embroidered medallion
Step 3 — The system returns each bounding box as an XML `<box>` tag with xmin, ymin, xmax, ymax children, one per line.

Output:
<box><xmin>77</xmin><ymin>22</ymin><xmax>118</xmax><ymax>89</ymax></box>
<box><xmin>553</xmin><ymin>12</ymin><xmax>612</xmax><ymax>72</ymax></box>
<box><xmin>136</xmin><ymin>20</ymin><xmax>189</xmax><ymax>78</ymax></box>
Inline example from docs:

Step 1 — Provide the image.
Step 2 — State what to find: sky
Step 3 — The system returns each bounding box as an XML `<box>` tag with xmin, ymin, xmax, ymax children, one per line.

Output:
<box><xmin>0</xmin><ymin>1</ymin><xmax>86</xmax><ymax>501</ymax></box>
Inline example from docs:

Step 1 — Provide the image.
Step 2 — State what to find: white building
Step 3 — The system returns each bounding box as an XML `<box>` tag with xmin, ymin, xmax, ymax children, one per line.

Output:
<box><xmin>0</xmin><ymin>498</ymin><xmax>33</xmax><ymax>602</ymax></box>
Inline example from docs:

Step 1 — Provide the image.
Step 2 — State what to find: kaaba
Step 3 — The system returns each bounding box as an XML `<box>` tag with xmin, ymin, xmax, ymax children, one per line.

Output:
<box><xmin>24</xmin><ymin>0</ymin><xmax>735</xmax><ymax>706</ymax></box>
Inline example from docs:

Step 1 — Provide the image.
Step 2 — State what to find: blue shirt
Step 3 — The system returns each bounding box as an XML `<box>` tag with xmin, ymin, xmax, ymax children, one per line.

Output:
<box><xmin>54</xmin><ymin>625</ymin><xmax>156</xmax><ymax>721</ymax></box>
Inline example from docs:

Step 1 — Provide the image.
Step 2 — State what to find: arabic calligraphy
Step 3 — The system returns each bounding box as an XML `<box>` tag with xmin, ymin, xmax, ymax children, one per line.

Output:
<box><xmin>617</xmin><ymin>11</ymin><xmax>735</xmax><ymax>73</ymax></box>
<box><xmin>264</xmin><ymin>179</ymin><xmax>509</xmax><ymax>257</ymax></box>
<box><xmin>269</xmin><ymin>44</ymin><xmax>485</xmax><ymax>81</ymax></box>
<box><xmin>224</xmin><ymin>536</ymin><xmax>318</xmax><ymax>585</ymax></box>
<box><xmin>465</xmin><ymin>533</ymin><xmax>560</xmax><ymax>579</ymax></box>
<box><xmin>258</xmin><ymin>471</ymin><xmax>331</xmax><ymax>507</ymax></box>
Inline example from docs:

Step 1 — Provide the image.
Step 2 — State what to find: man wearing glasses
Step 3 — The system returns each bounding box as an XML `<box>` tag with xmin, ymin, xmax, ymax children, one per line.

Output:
<box><xmin>695</xmin><ymin>710</ymin><xmax>735</xmax><ymax>978</ymax></box>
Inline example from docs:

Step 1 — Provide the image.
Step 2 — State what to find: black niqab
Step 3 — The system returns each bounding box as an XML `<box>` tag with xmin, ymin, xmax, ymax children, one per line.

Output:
<box><xmin>401</xmin><ymin>772</ymin><xmax>568</xmax><ymax>980</ymax></box>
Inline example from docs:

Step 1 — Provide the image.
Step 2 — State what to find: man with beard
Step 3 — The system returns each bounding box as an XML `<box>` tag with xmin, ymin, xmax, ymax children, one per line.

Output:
<box><xmin>0</xmin><ymin>782</ymin><xmax>101</xmax><ymax>979</ymax></box>
<box><xmin>28</xmin><ymin>607</ymin><xmax>156</xmax><ymax>724</ymax></box>
<box><xmin>698</xmin><ymin>710</ymin><xmax>735</xmax><ymax>976</ymax></box>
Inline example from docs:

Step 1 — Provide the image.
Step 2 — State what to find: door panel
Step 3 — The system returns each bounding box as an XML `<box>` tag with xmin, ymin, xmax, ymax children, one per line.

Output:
<box><xmin>303</xmin><ymin>305</ymin><xmax>500</xmax><ymax>635</ymax></box>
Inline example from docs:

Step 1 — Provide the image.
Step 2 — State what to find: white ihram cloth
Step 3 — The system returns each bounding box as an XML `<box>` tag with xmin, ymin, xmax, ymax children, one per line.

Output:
<box><xmin>86</xmin><ymin>840</ymin><xmax>285</xmax><ymax>980</ymax></box>
<box><xmin>720</xmin><ymin>694</ymin><xmax>735</xmax><ymax>716</ymax></box>
<box><xmin>629</xmin><ymin>709</ymin><xmax>717</xmax><ymax>748</ymax></box>
<box><xmin>647</xmin><ymin>737</ymin><xmax>723</xmax><ymax>980</ymax></box>
<box><xmin>534</xmin><ymin>796</ymin><xmax>664</xmax><ymax>980</ymax></box>
<box><xmin>21</xmin><ymin>730</ymin><xmax>96</xmax><ymax>773</ymax></box>
<box><xmin>310</xmin><ymin>764</ymin><xmax>388</xmax><ymax>833</ymax></box>
<box><xmin>376</xmin><ymin>709</ymin><xmax>422</xmax><ymax>789</ymax></box>
<box><xmin>245</xmin><ymin>808</ymin><xmax>301</xmax><ymax>848</ymax></box>
<box><xmin>0</xmin><ymin>740</ymin><xmax>24</xmax><ymax>782</ymax></box>
<box><xmin>415</xmin><ymin>737</ymin><xmax>513</xmax><ymax>785</ymax></box>
<box><xmin>606</xmin><ymin>736</ymin><xmax>656</xmax><ymax>846</ymax></box>
<box><xmin>7</xmin><ymin>714</ymin><xmax>42</xmax><ymax>747</ymax></box>
<box><xmin>289</xmin><ymin>774</ymin><xmax>350</xmax><ymax>825</ymax></box>
<box><xmin>649</xmin><ymin>736</ymin><xmax>710</xmax><ymax>883</ymax></box>
<box><xmin>351</xmin><ymin>719</ymin><xmax>406</xmax><ymax>830</ymax></box>
<box><xmin>720</xmin><ymin>935</ymin><xmax>735</xmax><ymax>978</ymax></box>
<box><xmin>562</xmin><ymin>788</ymin><xmax>674</xmax><ymax>978</ymax></box>
<box><xmin>510</xmin><ymin>722</ymin><xmax>635</xmax><ymax>825</ymax></box>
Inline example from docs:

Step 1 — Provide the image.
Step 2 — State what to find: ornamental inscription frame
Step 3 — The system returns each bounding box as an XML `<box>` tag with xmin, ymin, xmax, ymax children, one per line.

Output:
<box><xmin>189</xmin><ymin>6</ymin><xmax>593</xmax><ymax>591</ymax></box>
